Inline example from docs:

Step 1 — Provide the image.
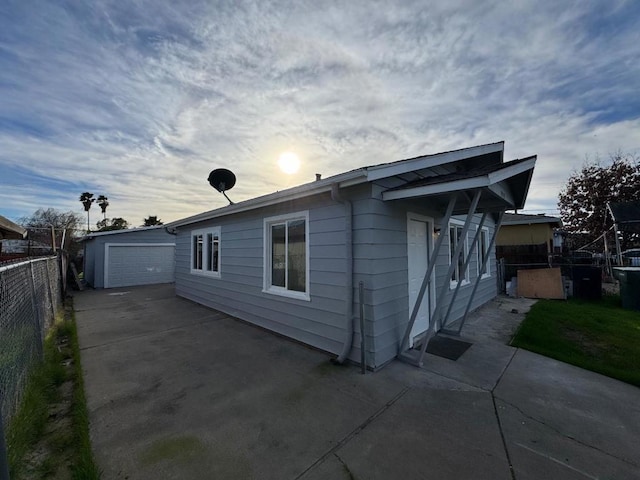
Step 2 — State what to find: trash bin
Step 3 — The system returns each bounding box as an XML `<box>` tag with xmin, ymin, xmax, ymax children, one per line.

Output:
<box><xmin>612</xmin><ymin>267</ymin><xmax>640</xmax><ymax>310</ymax></box>
<box><xmin>572</xmin><ymin>266</ymin><xmax>602</xmax><ymax>300</ymax></box>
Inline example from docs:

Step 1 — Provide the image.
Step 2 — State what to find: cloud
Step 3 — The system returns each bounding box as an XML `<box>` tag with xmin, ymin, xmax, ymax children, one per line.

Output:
<box><xmin>0</xmin><ymin>0</ymin><xmax>638</xmax><ymax>225</ymax></box>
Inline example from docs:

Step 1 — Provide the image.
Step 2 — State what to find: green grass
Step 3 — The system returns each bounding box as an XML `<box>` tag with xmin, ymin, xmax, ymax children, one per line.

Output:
<box><xmin>6</xmin><ymin>303</ymin><xmax>101</xmax><ymax>479</ymax></box>
<box><xmin>66</xmin><ymin>307</ymin><xmax>101</xmax><ymax>480</ymax></box>
<box><xmin>512</xmin><ymin>295</ymin><xmax>640</xmax><ymax>386</ymax></box>
<box><xmin>6</xmin><ymin>321</ymin><xmax>66</xmax><ymax>478</ymax></box>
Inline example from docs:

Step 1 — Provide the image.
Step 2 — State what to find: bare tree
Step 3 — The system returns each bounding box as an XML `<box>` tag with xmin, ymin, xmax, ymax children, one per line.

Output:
<box><xmin>558</xmin><ymin>152</ymin><xmax>640</xmax><ymax>250</ymax></box>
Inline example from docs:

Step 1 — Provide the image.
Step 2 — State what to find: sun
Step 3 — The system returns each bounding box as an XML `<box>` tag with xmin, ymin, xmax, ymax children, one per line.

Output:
<box><xmin>278</xmin><ymin>151</ymin><xmax>300</xmax><ymax>175</ymax></box>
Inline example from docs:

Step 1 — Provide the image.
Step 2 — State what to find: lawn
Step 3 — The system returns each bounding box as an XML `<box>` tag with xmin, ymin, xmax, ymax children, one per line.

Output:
<box><xmin>511</xmin><ymin>295</ymin><xmax>640</xmax><ymax>387</ymax></box>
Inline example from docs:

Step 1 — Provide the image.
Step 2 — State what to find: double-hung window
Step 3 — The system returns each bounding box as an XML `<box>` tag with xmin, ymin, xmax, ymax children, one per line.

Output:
<box><xmin>263</xmin><ymin>211</ymin><xmax>309</xmax><ymax>300</ymax></box>
<box><xmin>191</xmin><ymin>227</ymin><xmax>221</xmax><ymax>277</ymax></box>
<box><xmin>449</xmin><ymin>221</ymin><xmax>469</xmax><ymax>287</ymax></box>
<box><xmin>477</xmin><ymin>227</ymin><xmax>490</xmax><ymax>278</ymax></box>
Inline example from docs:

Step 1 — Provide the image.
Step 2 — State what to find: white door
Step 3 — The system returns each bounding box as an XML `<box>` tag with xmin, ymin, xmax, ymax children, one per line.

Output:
<box><xmin>105</xmin><ymin>243</ymin><xmax>175</xmax><ymax>288</ymax></box>
<box><xmin>407</xmin><ymin>215</ymin><xmax>433</xmax><ymax>346</ymax></box>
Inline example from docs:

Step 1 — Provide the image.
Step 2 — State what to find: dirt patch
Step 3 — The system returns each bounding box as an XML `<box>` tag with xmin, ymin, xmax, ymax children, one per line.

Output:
<box><xmin>562</xmin><ymin>327</ymin><xmax>609</xmax><ymax>358</ymax></box>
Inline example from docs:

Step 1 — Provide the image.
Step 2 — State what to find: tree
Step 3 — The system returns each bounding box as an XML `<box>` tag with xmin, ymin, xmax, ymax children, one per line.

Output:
<box><xmin>97</xmin><ymin>195</ymin><xmax>109</xmax><ymax>220</ymax></box>
<box><xmin>19</xmin><ymin>208</ymin><xmax>84</xmax><ymax>254</ymax></box>
<box><xmin>79</xmin><ymin>192</ymin><xmax>95</xmax><ymax>232</ymax></box>
<box><xmin>143</xmin><ymin>215</ymin><xmax>163</xmax><ymax>226</ymax></box>
<box><xmin>558</xmin><ymin>152</ymin><xmax>640</xmax><ymax>251</ymax></box>
<box><xmin>20</xmin><ymin>208</ymin><xmax>83</xmax><ymax>230</ymax></box>
<box><xmin>96</xmin><ymin>217</ymin><xmax>129</xmax><ymax>232</ymax></box>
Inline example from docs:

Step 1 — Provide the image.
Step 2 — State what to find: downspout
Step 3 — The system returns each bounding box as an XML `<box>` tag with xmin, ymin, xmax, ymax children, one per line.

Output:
<box><xmin>331</xmin><ymin>183</ymin><xmax>354</xmax><ymax>365</ymax></box>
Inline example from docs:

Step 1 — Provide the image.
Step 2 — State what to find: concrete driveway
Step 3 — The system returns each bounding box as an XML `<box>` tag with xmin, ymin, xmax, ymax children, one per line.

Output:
<box><xmin>75</xmin><ymin>285</ymin><xmax>640</xmax><ymax>480</ymax></box>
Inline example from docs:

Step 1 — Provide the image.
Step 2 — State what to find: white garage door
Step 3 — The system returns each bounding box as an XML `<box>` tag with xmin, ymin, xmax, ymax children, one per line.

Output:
<box><xmin>105</xmin><ymin>243</ymin><xmax>175</xmax><ymax>288</ymax></box>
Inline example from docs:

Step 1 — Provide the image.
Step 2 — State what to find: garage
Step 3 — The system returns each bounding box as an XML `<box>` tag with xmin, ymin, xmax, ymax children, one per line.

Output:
<box><xmin>105</xmin><ymin>243</ymin><xmax>175</xmax><ymax>288</ymax></box>
<box><xmin>83</xmin><ymin>226</ymin><xmax>176</xmax><ymax>289</ymax></box>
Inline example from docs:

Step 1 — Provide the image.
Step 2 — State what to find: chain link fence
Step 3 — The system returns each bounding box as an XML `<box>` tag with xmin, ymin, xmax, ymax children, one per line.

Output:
<box><xmin>0</xmin><ymin>256</ymin><xmax>62</xmax><ymax>430</ymax></box>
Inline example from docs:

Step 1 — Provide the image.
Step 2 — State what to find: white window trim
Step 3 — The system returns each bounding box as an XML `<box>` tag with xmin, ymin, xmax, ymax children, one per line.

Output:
<box><xmin>190</xmin><ymin>226</ymin><xmax>221</xmax><ymax>278</ymax></box>
<box><xmin>263</xmin><ymin>210</ymin><xmax>310</xmax><ymax>301</ymax></box>
<box><xmin>449</xmin><ymin>219</ymin><xmax>470</xmax><ymax>289</ymax></box>
<box><xmin>476</xmin><ymin>226</ymin><xmax>491</xmax><ymax>279</ymax></box>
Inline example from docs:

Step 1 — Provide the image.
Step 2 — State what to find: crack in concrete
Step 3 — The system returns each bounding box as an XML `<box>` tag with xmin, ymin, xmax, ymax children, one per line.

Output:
<box><xmin>79</xmin><ymin>313</ymin><xmax>226</xmax><ymax>350</ymax></box>
<box><xmin>294</xmin><ymin>386</ymin><xmax>412</xmax><ymax>480</ymax></box>
<box><xmin>333</xmin><ymin>453</ymin><xmax>357</xmax><ymax>480</ymax></box>
<box><xmin>493</xmin><ymin>395</ymin><xmax>640</xmax><ymax>469</ymax></box>
<box><xmin>491</xmin><ymin>349</ymin><xmax>519</xmax><ymax>480</ymax></box>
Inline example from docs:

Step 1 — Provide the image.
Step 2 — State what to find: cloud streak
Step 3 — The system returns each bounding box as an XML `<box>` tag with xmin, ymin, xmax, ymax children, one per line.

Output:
<box><xmin>0</xmin><ymin>0</ymin><xmax>639</xmax><ymax>224</ymax></box>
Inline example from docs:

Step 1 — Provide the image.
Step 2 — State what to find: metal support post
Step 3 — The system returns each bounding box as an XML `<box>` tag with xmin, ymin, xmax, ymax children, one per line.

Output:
<box><xmin>441</xmin><ymin>212</ymin><xmax>488</xmax><ymax>331</ymax></box>
<box><xmin>455</xmin><ymin>211</ymin><xmax>505</xmax><ymax>335</ymax></box>
<box><xmin>413</xmin><ymin>190</ymin><xmax>481</xmax><ymax>366</ymax></box>
<box><xmin>359</xmin><ymin>281</ymin><xmax>366</xmax><ymax>375</ymax></box>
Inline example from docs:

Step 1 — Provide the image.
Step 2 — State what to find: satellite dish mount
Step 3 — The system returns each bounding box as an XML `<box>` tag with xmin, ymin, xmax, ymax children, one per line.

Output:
<box><xmin>208</xmin><ymin>168</ymin><xmax>236</xmax><ymax>205</ymax></box>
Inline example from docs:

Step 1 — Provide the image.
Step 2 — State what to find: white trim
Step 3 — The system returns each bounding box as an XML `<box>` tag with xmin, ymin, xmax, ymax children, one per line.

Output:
<box><xmin>263</xmin><ymin>210</ymin><xmax>310</xmax><ymax>301</ymax></box>
<box><xmin>367</xmin><ymin>142</ymin><xmax>504</xmax><ymax>181</ymax></box>
<box><xmin>476</xmin><ymin>226</ymin><xmax>491</xmax><ymax>279</ymax></box>
<box><xmin>406</xmin><ymin>212</ymin><xmax>436</xmax><ymax>344</ymax></box>
<box><xmin>381</xmin><ymin>157</ymin><xmax>536</xmax><ymax>202</ymax></box>
<box><xmin>189</xmin><ymin>226</ymin><xmax>222</xmax><ymax>278</ymax></box>
<box><xmin>103</xmin><ymin>243</ymin><xmax>175</xmax><ymax>288</ymax></box>
<box><xmin>448</xmin><ymin>219</ymin><xmax>470</xmax><ymax>289</ymax></box>
<box><xmin>84</xmin><ymin>225</ymin><xmax>167</xmax><ymax>239</ymax></box>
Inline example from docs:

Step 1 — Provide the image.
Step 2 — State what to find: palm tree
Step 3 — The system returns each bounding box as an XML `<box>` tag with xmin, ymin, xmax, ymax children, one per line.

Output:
<box><xmin>79</xmin><ymin>192</ymin><xmax>95</xmax><ymax>232</ymax></box>
<box><xmin>97</xmin><ymin>195</ymin><xmax>109</xmax><ymax>220</ymax></box>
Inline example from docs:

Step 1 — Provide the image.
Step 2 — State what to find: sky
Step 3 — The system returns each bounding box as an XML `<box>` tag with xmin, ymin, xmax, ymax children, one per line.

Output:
<box><xmin>1</xmin><ymin>0</ymin><xmax>639</xmax><ymax>227</ymax></box>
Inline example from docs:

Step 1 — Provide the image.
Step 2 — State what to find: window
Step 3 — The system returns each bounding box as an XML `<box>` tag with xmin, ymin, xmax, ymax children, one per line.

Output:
<box><xmin>449</xmin><ymin>221</ymin><xmax>469</xmax><ymax>286</ymax></box>
<box><xmin>264</xmin><ymin>211</ymin><xmax>309</xmax><ymax>300</ymax></box>
<box><xmin>191</xmin><ymin>227</ymin><xmax>221</xmax><ymax>277</ymax></box>
<box><xmin>477</xmin><ymin>227</ymin><xmax>490</xmax><ymax>278</ymax></box>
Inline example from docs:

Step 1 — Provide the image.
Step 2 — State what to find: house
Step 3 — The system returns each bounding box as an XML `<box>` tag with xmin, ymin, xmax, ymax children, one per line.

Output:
<box><xmin>0</xmin><ymin>214</ymin><xmax>27</xmax><ymax>259</ymax></box>
<box><xmin>497</xmin><ymin>213</ymin><xmax>562</xmax><ymax>252</ymax></box>
<box><xmin>167</xmin><ymin>142</ymin><xmax>536</xmax><ymax>369</ymax></box>
<box><xmin>82</xmin><ymin>226</ymin><xmax>176</xmax><ymax>289</ymax></box>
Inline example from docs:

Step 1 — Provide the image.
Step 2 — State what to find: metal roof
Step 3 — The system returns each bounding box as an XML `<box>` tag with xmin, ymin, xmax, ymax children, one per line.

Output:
<box><xmin>167</xmin><ymin>141</ymin><xmax>534</xmax><ymax>229</ymax></box>
<box><xmin>501</xmin><ymin>212</ymin><xmax>562</xmax><ymax>226</ymax></box>
<box><xmin>608</xmin><ymin>200</ymin><xmax>640</xmax><ymax>233</ymax></box>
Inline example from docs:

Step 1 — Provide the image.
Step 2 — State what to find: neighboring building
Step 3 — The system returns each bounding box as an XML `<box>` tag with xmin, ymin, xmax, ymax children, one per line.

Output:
<box><xmin>497</xmin><ymin>213</ymin><xmax>563</xmax><ymax>253</ymax></box>
<box><xmin>0</xmin><ymin>214</ymin><xmax>27</xmax><ymax>259</ymax></box>
<box><xmin>82</xmin><ymin>226</ymin><xmax>176</xmax><ymax>289</ymax></box>
<box><xmin>167</xmin><ymin>142</ymin><xmax>536</xmax><ymax>369</ymax></box>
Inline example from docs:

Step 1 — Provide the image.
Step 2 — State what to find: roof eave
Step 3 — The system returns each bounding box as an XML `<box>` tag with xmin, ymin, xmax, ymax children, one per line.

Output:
<box><xmin>167</xmin><ymin>169</ymin><xmax>367</xmax><ymax>229</ymax></box>
<box><xmin>366</xmin><ymin>141</ymin><xmax>504</xmax><ymax>181</ymax></box>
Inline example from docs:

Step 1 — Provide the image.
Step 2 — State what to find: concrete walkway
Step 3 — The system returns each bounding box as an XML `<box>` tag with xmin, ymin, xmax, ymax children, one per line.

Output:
<box><xmin>75</xmin><ymin>285</ymin><xmax>640</xmax><ymax>480</ymax></box>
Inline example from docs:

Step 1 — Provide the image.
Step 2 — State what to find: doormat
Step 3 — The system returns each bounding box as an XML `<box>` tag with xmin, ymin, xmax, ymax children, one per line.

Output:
<box><xmin>426</xmin><ymin>336</ymin><xmax>473</xmax><ymax>361</ymax></box>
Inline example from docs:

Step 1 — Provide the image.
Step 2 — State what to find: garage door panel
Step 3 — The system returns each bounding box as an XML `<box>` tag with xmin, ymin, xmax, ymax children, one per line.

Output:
<box><xmin>106</xmin><ymin>244</ymin><xmax>175</xmax><ymax>288</ymax></box>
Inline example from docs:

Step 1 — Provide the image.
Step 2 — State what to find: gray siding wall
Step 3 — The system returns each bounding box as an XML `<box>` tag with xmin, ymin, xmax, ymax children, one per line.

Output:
<box><xmin>174</xmin><ymin>184</ymin><xmax>499</xmax><ymax>370</ymax></box>
<box><xmin>85</xmin><ymin>228</ymin><xmax>175</xmax><ymax>288</ymax></box>
<box><xmin>356</xmin><ymin>185</ymin><xmax>498</xmax><ymax>368</ymax></box>
<box><xmin>174</xmin><ymin>192</ymin><xmax>362</xmax><ymax>359</ymax></box>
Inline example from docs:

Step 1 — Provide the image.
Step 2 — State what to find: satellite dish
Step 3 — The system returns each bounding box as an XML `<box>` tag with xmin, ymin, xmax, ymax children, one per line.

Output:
<box><xmin>208</xmin><ymin>168</ymin><xmax>236</xmax><ymax>205</ymax></box>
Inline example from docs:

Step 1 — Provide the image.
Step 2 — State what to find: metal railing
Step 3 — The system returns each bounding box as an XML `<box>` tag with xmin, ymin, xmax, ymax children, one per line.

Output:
<box><xmin>0</xmin><ymin>256</ymin><xmax>62</xmax><ymax>431</ymax></box>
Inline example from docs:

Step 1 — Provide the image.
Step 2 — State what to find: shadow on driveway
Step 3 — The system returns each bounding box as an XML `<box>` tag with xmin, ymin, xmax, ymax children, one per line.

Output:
<box><xmin>75</xmin><ymin>284</ymin><xmax>640</xmax><ymax>480</ymax></box>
